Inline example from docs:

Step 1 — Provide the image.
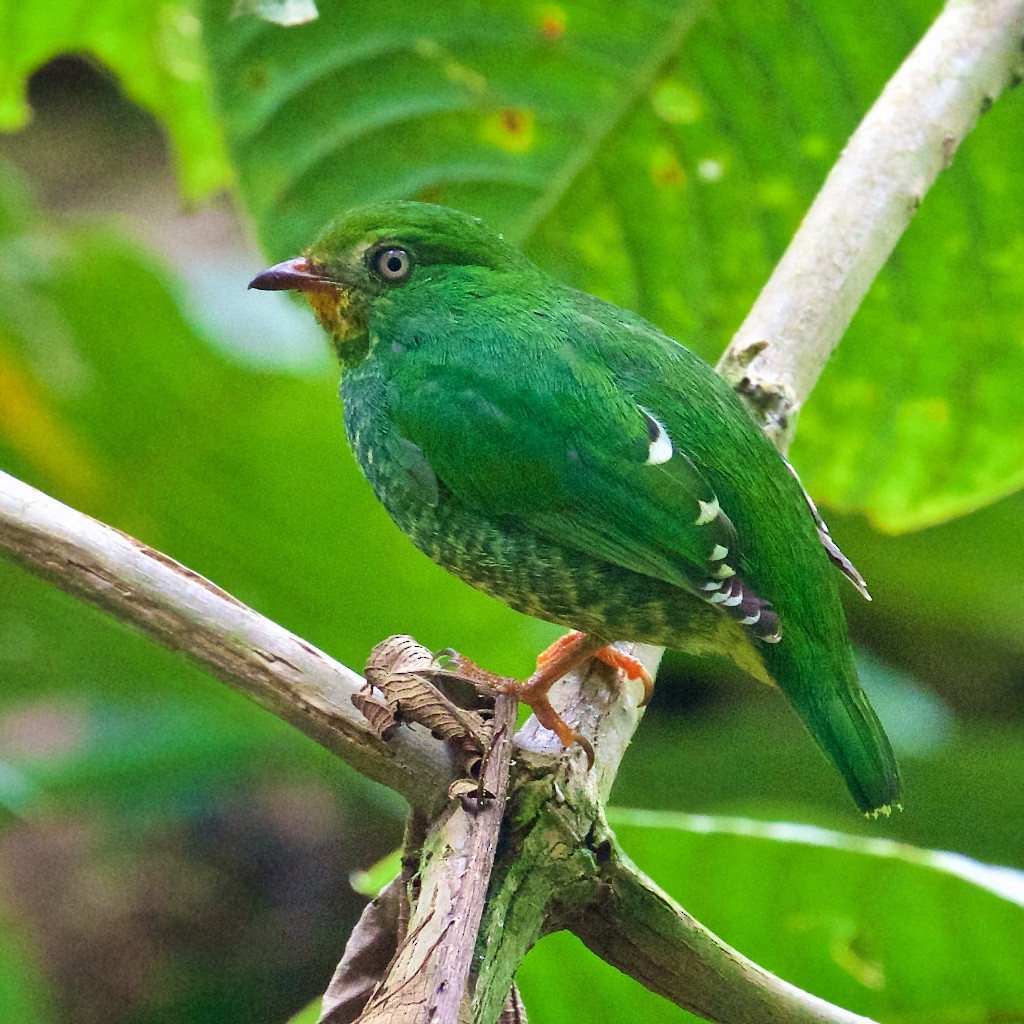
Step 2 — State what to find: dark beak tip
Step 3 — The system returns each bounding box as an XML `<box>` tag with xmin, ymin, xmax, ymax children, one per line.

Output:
<box><xmin>249</xmin><ymin>259</ymin><xmax>302</xmax><ymax>292</ymax></box>
<box><xmin>248</xmin><ymin>257</ymin><xmax>335</xmax><ymax>293</ymax></box>
<box><xmin>247</xmin><ymin>271</ymin><xmax>283</xmax><ymax>291</ymax></box>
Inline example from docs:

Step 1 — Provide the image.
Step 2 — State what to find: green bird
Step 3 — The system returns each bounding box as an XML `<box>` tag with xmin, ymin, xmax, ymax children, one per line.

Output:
<box><xmin>250</xmin><ymin>201</ymin><xmax>901</xmax><ymax>816</ymax></box>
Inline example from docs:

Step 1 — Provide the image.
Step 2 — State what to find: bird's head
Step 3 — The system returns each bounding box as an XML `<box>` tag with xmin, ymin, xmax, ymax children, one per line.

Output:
<box><xmin>249</xmin><ymin>201</ymin><xmax>529</xmax><ymax>364</ymax></box>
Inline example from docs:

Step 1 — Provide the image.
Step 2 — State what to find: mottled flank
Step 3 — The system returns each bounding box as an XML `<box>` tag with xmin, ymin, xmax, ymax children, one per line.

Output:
<box><xmin>251</xmin><ymin>200</ymin><xmax>902</xmax><ymax>816</ymax></box>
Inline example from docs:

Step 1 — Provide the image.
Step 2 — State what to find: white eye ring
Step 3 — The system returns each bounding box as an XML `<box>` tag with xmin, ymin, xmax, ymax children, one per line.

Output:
<box><xmin>374</xmin><ymin>247</ymin><xmax>412</xmax><ymax>282</ymax></box>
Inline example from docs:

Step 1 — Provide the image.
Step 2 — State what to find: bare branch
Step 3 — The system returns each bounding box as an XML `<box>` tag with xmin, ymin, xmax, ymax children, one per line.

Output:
<box><xmin>570</xmin><ymin>828</ymin><xmax>876</xmax><ymax>1024</ymax></box>
<box><xmin>0</xmin><ymin>468</ymin><xmax>453</xmax><ymax>811</ymax></box>
<box><xmin>438</xmin><ymin>694</ymin><xmax>518</xmax><ymax>1023</ymax></box>
<box><xmin>718</xmin><ymin>0</ymin><xmax>1024</xmax><ymax>444</ymax></box>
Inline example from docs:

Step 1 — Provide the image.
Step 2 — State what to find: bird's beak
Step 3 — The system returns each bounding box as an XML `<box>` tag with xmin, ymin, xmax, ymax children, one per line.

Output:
<box><xmin>248</xmin><ymin>257</ymin><xmax>338</xmax><ymax>293</ymax></box>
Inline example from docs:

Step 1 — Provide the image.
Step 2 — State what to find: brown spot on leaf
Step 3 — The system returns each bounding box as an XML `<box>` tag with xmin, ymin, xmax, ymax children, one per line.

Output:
<box><xmin>244</xmin><ymin>62</ymin><xmax>269</xmax><ymax>92</ymax></box>
<box><xmin>649</xmin><ymin>145</ymin><xmax>686</xmax><ymax>188</ymax></box>
<box><xmin>503</xmin><ymin>110</ymin><xmax>525</xmax><ymax>133</ymax></box>
<box><xmin>534</xmin><ymin>4</ymin><xmax>566</xmax><ymax>40</ymax></box>
<box><xmin>540</xmin><ymin>8</ymin><xmax>566</xmax><ymax>40</ymax></box>
<box><xmin>480</xmin><ymin>109</ymin><xmax>536</xmax><ymax>154</ymax></box>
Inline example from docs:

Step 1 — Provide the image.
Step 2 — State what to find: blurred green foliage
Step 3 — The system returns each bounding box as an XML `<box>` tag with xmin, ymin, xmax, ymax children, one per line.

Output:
<box><xmin>521</xmin><ymin>812</ymin><xmax>1024</xmax><ymax>1023</ymax></box>
<box><xmin>0</xmin><ymin>0</ymin><xmax>232</xmax><ymax>200</ymax></box>
<box><xmin>0</xmin><ymin>916</ymin><xmax>51</xmax><ymax>1024</ymax></box>
<box><xmin>0</xmin><ymin>0</ymin><xmax>1023</xmax><ymax>1022</ymax></box>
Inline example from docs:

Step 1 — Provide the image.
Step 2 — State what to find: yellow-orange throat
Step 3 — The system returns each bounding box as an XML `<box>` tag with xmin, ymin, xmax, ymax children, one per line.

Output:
<box><xmin>304</xmin><ymin>285</ymin><xmax>367</xmax><ymax>358</ymax></box>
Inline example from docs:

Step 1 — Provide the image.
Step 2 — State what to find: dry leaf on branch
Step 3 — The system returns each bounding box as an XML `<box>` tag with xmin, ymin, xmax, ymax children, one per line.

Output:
<box><xmin>355</xmin><ymin>635</ymin><xmax>500</xmax><ymax>798</ymax></box>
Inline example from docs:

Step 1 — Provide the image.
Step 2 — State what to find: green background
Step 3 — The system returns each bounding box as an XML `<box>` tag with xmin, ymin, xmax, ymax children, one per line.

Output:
<box><xmin>0</xmin><ymin>1</ymin><xmax>1022</xmax><ymax>1022</ymax></box>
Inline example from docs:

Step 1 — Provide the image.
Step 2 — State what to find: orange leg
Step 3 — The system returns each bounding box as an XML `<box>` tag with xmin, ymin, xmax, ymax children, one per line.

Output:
<box><xmin>513</xmin><ymin>631</ymin><xmax>607</xmax><ymax>766</ymax></box>
<box><xmin>443</xmin><ymin>632</ymin><xmax>655</xmax><ymax>769</ymax></box>
<box><xmin>535</xmin><ymin>630</ymin><xmax>587</xmax><ymax>670</ymax></box>
<box><xmin>443</xmin><ymin>632</ymin><xmax>600</xmax><ymax>766</ymax></box>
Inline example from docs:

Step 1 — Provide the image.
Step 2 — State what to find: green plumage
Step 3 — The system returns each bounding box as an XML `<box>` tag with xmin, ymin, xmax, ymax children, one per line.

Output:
<box><xmin>252</xmin><ymin>201</ymin><xmax>902</xmax><ymax>816</ymax></box>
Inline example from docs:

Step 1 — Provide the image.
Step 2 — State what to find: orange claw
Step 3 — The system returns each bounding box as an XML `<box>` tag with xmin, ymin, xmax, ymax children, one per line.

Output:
<box><xmin>520</xmin><ymin>630</ymin><xmax>604</xmax><ymax>766</ymax></box>
<box><xmin>519</xmin><ymin>688</ymin><xmax>595</xmax><ymax>769</ymax></box>
<box><xmin>594</xmin><ymin>646</ymin><xmax>656</xmax><ymax>706</ymax></box>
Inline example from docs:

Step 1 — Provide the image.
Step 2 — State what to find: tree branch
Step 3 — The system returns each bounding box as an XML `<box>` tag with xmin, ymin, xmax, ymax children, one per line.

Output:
<box><xmin>571</xmin><ymin>826</ymin><xmax>874</xmax><ymax>1024</ymax></box>
<box><xmin>717</xmin><ymin>0</ymin><xmax>1024</xmax><ymax>445</ymax></box>
<box><xmin>354</xmin><ymin>693</ymin><xmax>517</xmax><ymax>1024</ymax></box>
<box><xmin>0</xmin><ymin>467</ymin><xmax>453</xmax><ymax>812</ymax></box>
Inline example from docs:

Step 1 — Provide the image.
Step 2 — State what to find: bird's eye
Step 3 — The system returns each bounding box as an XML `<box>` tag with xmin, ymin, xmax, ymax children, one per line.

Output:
<box><xmin>373</xmin><ymin>247</ymin><xmax>412</xmax><ymax>283</ymax></box>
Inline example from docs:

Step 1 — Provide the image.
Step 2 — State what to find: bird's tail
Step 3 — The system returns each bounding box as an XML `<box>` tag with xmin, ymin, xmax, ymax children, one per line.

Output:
<box><xmin>809</xmin><ymin>682</ymin><xmax>902</xmax><ymax>817</ymax></box>
<box><xmin>767</xmin><ymin>638</ymin><xmax>902</xmax><ymax>816</ymax></box>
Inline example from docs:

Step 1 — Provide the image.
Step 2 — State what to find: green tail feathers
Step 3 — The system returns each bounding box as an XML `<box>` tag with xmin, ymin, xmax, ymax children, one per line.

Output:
<box><xmin>810</xmin><ymin>684</ymin><xmax>902</xmax><ymax>817</ymax></box>
<box><xmin>766</xmin><ymin>640</ymin><xmax>903</xmax><ymax>816</ymax></box>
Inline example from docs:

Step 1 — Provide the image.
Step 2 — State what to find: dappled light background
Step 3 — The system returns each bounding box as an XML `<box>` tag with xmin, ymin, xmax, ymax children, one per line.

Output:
<box><xmin>1</xmin><ymin>2</ymin><xmax>1023</xmax><ymax>1022</ymax></box>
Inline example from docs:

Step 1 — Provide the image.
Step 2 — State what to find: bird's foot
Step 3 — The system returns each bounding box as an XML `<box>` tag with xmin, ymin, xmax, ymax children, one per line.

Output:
<box><xmin>433</xmin><ymin>650</ymin><xmax>509</xmax><ymax>694</ymax></box>
<box><xmin>592</xmin><ymin>645</ymin><xmax>655</xmax><ymax>707</ymax></box>
<box><xmin>441</xmin><ymin>633</ymin><xmax>598</xmax><ymax>767</ymax></box>
<box><xmin>538</xmin><ymin>631</ymin><xmax>654</xmax><ymax>706</ymax></box>
<box><xmin>441</xmin><ymin>632</ymin><xmax>654</xmax><ymax>769</ymax></box>
<box><xmin>512</xmin><ymin>684</ymin><xmax>595</xmax><ymax>768</ymax></box>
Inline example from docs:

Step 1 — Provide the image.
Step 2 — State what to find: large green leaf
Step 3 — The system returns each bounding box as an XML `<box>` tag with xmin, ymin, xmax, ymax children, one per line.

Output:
<box><xmin>614</xmin><ymin>698</ymin><xmax>1024</xmax><ymax>874</ymax></box>
<box><xmin>0</xmin><ymin>0</ymin><xmax>231</xmax><ymax>200</ymax></box>
<box><xmin>519</xmin><ymin>812</ymin><xmax>1024</xmax><ymax>1023</ymax></box>
<box><xmin>202</xmin><ymin>0</ymin><xmax>1024</xmax><ymax>532</ymax></box>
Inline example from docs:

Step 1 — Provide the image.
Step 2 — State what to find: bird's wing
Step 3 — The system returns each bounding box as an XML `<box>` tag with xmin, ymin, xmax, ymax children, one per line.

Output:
<box><xmin>389</xmin><ymin>359</ymin><xmax>775</xmax><ymax>629</ymax></box>
<box><xmin>590</xmin><ymin>314</ymin><xmax>872</xmax><ymax>601</ymax></box>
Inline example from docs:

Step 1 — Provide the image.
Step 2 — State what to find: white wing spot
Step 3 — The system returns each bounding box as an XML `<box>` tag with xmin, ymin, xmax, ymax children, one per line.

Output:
<box><xmin>702</xmin><ymin>580</ymin><xmax>723</xmax><ymax>591</ymax></box>
<box><xmin>640</xmin><ymin>408</ymin><xmax>674</xmax><ymax>466</ymax></box>
<box><xmin>723</xmin><ymin>591</ymin><xmax>744</xmax><ymax>607</ymax></box>
<box><xmin>708</xmin><ymin>584</ymin><xmax>733</xmax><ymax>605</ymax></box>
<box><xmin>695</xmin><ymin>498</ymin><xmax>720</xmax><ymax>526</ymax></box>
<box><xmin>709</xmin><ymin>544</ymin><xmax>729</xmax><ymax>561</ymax></box>
<box><xmin>741</xmin><ymin>611</ymin><xmax>761</xmax><ymax>625</ymax></box>
<box><xmin>713</xmin><ymin>563</ymin><xmax>736</xmax><ymax>579</ymax></box>
<box><xmin>762</xmin><ymin>630</ymin><xmax>782</xmax><ymax>644</ymax></box>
